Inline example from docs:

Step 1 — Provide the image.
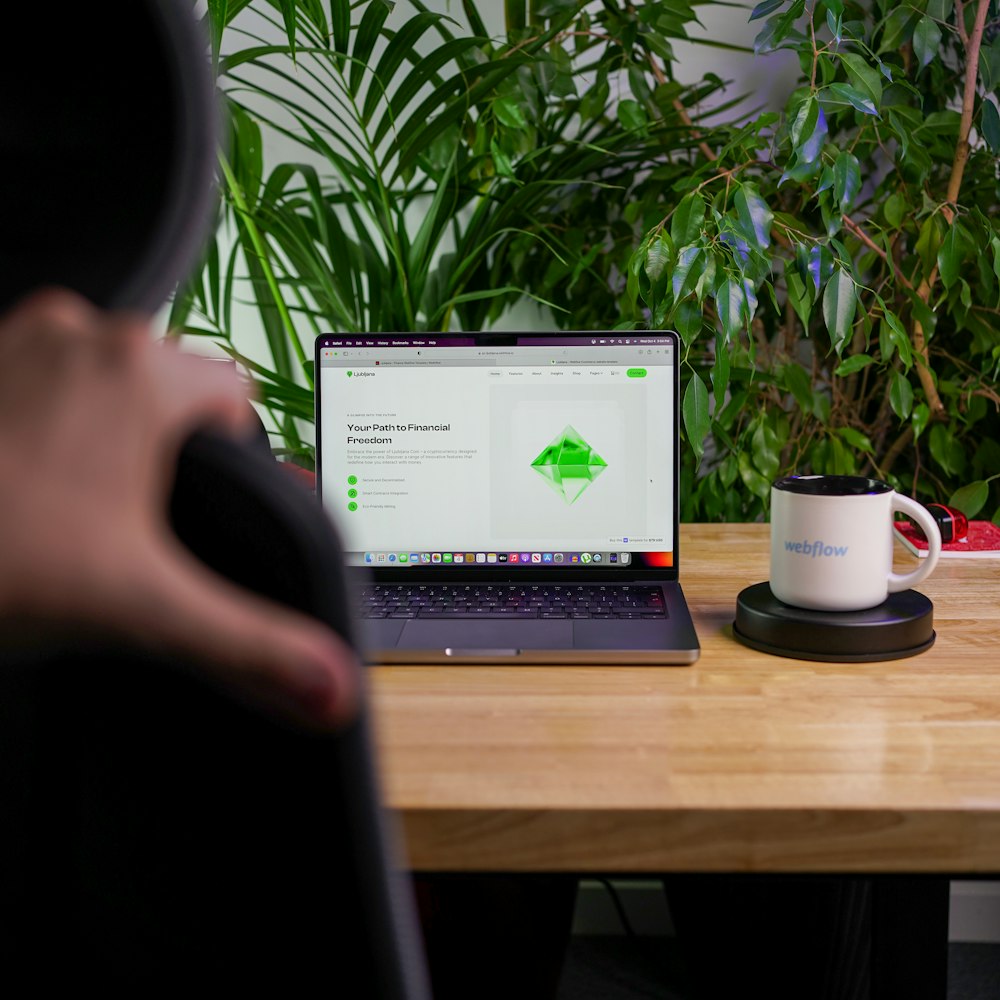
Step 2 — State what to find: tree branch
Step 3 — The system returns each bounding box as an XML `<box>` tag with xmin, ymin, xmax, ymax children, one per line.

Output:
<box><xmin>881</xmin><ymin>425</ymin><xmax>915</xmax><ymax>476</ymax></box>
<box><xmin>643</xmin><ymin>52</ymin><xmax>718</xmax><ymax>162</ymax></box>
<box><xmin>842</xmin><ymin>214</ymin><xmax>914</xmax><ymax>292</ymax></box>
<box><xmin>909</xmin><ymin>0</ymin><xmax>990</xmax><ymax>420</ymax></box>
<box><xmin>946</xmin><ymin>0</ymin><xmax>990</xmax><ymax>214</ymax></box>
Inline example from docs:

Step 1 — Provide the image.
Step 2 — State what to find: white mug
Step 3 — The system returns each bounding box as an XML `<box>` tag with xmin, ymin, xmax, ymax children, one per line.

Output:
<box><xmin>770</xmin><ymin>475</ymin><xmax>942</xmax><ymax>612</ymax></box>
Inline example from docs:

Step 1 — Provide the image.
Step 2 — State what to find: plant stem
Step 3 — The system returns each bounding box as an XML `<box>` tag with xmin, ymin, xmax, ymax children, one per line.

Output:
<box><xmin>505</xmin><ymin>0</ymin><xmax>526</xmax><ymax>35</ymax></box>
<box><xmin>644</xmin><ymin>51</ymin><xmax>718</xmax><ymax>162</ymax></box>
<box><xmin>881</xmin><ymin>425</ymin><xmax>915</xmax><ymax>476</ymax></box>
<box><xmin>219</xmin><ymin>153</ymin><xmax>307</xmax><ymax>371</ymax></box>
<box><xmin>909</xmin><ymin>0</ymin><xmax>989</xmax><ymax>420</ymax></box>
<box><xmin>842</xmin><ymin>214</ymin><xmax>914</xmax><ymax>292</ymax></box>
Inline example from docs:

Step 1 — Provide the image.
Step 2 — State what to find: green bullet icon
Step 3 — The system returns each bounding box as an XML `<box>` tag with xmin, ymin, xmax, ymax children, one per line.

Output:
<box><xmin>348</xmin><ymin>488</ymin><xmax>358</xmax><ymax>498</ymax></box>
<box><xmin>348</xmin><ymin>475</ymin><xmax>358</xmax><ymax>485</ymax></box>
<box><xmin>348</xmin><ymin>502</ymin><xmax>358</xmax><ymax>511</ymax></box>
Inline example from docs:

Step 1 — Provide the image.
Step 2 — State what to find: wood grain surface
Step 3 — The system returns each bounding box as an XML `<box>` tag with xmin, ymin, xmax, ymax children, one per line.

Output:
<box><xmin>368</xmin><ymin>523</ymin><xmax>1000</xmax><ymax>872</ymax></box>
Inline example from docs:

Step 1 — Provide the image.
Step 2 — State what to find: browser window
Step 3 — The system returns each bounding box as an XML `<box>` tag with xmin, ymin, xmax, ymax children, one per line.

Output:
<box><xmin>317</xmin><ymin>335</ymin><xmax>675</xmax><ymax>570</ymax></box>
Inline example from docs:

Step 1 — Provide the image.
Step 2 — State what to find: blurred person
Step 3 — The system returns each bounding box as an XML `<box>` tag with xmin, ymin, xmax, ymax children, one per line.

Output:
<box><xmin>0</xmin><ymin>287</ymin><xmax>359</xmax><ymax>730</ymax></box>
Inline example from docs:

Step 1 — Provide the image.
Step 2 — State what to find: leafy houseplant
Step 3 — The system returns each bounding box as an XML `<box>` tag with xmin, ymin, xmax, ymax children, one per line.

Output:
<box><xmin>173</xmin><ymin>0</ymin><xmax>731</xmax><ymax>466</ymax></box>
<box><xmin>622</xmin><ymin>0</ymin><xmax>1000</xmax><ymax>522</ymax></box>
<box><xmin>175</xmin><ymin>0</ymin><xmax>999</xmax><ymax>524</ymax></box>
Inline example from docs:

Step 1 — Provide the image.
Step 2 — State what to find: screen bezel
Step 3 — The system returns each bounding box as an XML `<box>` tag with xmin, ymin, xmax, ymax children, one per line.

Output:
<box><xmin>314</xmin><ymin>331</ymin><xmax>681</xmax><ymax>583</ymax></box>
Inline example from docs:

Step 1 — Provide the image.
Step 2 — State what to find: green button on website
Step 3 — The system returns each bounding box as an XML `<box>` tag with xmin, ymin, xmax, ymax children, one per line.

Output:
<box><xmin>627</xmin><ymin>367</ymin><xmax>647</xmax><ymax>378</ymax></box>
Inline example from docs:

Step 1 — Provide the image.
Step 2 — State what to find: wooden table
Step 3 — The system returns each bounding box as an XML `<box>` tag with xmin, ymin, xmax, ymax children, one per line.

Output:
<box><xmin>369</xmin><ymin>523</ymin><xmax>1000</xmax><ymax>874</ymax></box>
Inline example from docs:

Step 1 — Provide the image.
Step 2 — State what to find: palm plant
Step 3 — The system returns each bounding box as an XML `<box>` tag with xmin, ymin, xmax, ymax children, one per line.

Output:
<box><xmin>170</xmin><ymin>0</ymin><xmax>733</xmax><ymax>465</ymax></box>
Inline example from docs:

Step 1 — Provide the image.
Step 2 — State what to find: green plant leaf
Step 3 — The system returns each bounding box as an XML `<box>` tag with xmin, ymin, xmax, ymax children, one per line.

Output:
<box><xmin>929</xmin><ymin>424</ymin><xmax>964</xmax><ymax>477</ymax></box>
<box><xmin>949</xmin><ymin>480</ymin><xmax>989</xmax><ymax>518</ymax></box>
<box><xmin>738</xmin><ymin>451</ymin><xmax>771</xmax><ymax>500</ymax></box>
<box><xmin>837</xmin><ymin>427</ymin><xmax>874</xmax><ymax>452</ymax></box>
<box><xmin>782</xmin><ymin>361</ymin><xmax>814</xmax><ymax>414</ymax></box>
<box><xmin>363</xmin><ymin>11</ymin><xmax>441</xmax><ymax>122</ymax></box>
<box><xmin>331</xmin><ymin>0</ymin><xmax>350</xmax><ymax>55</ymax></box>
<box><xmin>879</xmin><ymin>7</ymin><xmax>918</xmax><ymax>53</ymax></box>
<box><xmin>749</xmin><ymin>0</ymin><xmax>785</xmax><ymax>21</ymax></box>
<box><xmin>833</xmin><ymin>151</ymin><xmax>861</xmax><ymax>212</ymax></box>
<box><xmin>981</xmin><ymin>99</ymin><xmax>1000</xmax><ymax>154</ymax></box>
<box><xmin>671</xmin><ymin>193</ymin><xmax>706</xmax><ymax>247</ymax></box>
<box><xmin>734</xmin><ymin>184</ymin><xmax>773</xmax><ymax>250</ymax></box>
<box><xmin>715</xmin><ymin>276</ymin><xmax>745</xmax><ymax>341</ymax></box>
<box><xmin>839</xmin><ymin>52</ymin><xmax>882</xmax><ymax>108</ymax></box>
<box><xmin>789</xmin><ymin>96</ymin><xmax>826</xmax><ymax>167</ymax></box>
<box><xmin>491</xmin><ymin>138</ymin><xmax>516</xmax><ymax>179</ymax></box>
<box><xmin>937</xmin><ymin>224</ymin><xmax>963</xmax><ymax>290</ymax></box>
<box><xmin>350</xmin><ymin>0</ymin><xmax>393</xmax><ymax>95</ymax></box>
<box><xmin>752</xmin><ymin>421</ymin><xmax>781</xmax><ymax>480</ymax></box>
<box><xmin>618</xmin><ymin>99</ymin><xmax>648</xmax><ymax>132</ymax></box>
<box><xmin>785</xmin><ymin>270</ymin><xmax>813</xmax><ymax>331</ymax></box>
<box><xmin>825</xmin><ymin>82</ymin><xmax>878</xmax><ymax>116</ymax></box>
<box><xmin>711</xmin><ymin>331</ymin><xmax>730</xmax><ymax>411</ymax></box>
<box><xmin>644</xmin><ymin>235</ymin><xmax>672</xmax><ymax>282</ymax></box>
<box><xmin>672</xmin><ymin>245</ymin><xmax>704</xmax><ymax>300</ymax></box>
<box><xmin>883</xmin><ymin>191</ymin><xmax>906</xmax><ymax>228</ymax></box>
<box><xmin>494</xmin><ymin>96</ymin><xmax>528</xmax><ymax>130</ymax></box>
<box><xmin>673</xmin><ymin>298</ymin><xmax>703</xmax><ymax>345</ymax></box>
<box><xmin>834</xmin><ymin>353</ymin><xmax>874</xmax><ymax>376</ymax></box>
<box><xmin>916</xmin><ymin>214</ymin><xmax>946</xmax><ymax>279</ymax></box>
<box><xmin>822</xmin><ymin>267</ymin><xmax>856</xmax><ymax>354</ymax></box>
<box><xmin>889</xmin><ymin>369</ymin><xmax>914</xmax><ymax>419</ymax></box>
<box><xmin>981</xmin><ymin>34</ymin><xmax>1000</xmax><ymax>92</ymax></box>
<box><xmin>913</xmin><ymin>16</ymin><xmax>942</xmax><ymax>70</ymax></box>
<box><xmin>683</xmin><ymin>372</ymin><xmax>711</xmax><ymax>463</ymax></box>
<box><xmin>882</xmin><ymin>310</ymin><xmax>913</xmax><ymax>370</ymax></box>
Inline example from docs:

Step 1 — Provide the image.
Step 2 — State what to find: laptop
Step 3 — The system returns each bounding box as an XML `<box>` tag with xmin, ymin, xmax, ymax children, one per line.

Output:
<box><xmin>315</xmin><ymin>331</ymin><xmax>700</xmax><ymax>664</ymax></box>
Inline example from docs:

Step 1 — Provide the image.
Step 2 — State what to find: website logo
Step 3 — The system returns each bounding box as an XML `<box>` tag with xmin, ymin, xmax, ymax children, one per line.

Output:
<box><xmin>784</xmin><ymin>539</ymin><xmax>849</xmax><ymax>558</ymax></box>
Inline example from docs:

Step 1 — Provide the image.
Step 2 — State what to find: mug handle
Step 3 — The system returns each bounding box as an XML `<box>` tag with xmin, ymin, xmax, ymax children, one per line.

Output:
<box><xmin>888</xmin><ymin>494</ymin><xmax>942</xmax><ymax>593</ymax></box>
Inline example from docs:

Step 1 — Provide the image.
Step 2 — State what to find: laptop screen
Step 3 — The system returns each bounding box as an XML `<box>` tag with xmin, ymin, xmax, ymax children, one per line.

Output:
<box><xmin>316</xmin><ymin>333</ymin><xmax>678</xmax><ymax>578</ymax></box>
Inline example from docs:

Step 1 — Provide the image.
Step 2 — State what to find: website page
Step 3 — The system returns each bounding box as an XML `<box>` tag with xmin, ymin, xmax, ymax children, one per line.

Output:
<box><xmin>318</xmin><ymin>336</ymin><xmax>675</xmax><ymax>569</ymax></box>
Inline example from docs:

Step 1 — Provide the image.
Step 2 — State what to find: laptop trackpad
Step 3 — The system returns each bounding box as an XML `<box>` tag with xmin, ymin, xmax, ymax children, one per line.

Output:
<box><xmin>399</xmin><ymin>620</ymin><xmax>573</xmax><ymax>651</ymax></box>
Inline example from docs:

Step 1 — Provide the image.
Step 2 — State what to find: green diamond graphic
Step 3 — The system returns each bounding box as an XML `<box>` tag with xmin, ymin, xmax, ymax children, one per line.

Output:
<box><xmin>530</xmin><ymin>425</ymin><xmax>607</xmax><ymax>504</ymax></box>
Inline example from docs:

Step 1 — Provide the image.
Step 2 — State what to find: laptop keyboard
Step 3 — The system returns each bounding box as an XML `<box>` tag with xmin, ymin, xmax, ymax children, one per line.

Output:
<box><xmin>359</xmin><ymin>584</ymin><xmax>667</xmax><ymax>619</ymax></box>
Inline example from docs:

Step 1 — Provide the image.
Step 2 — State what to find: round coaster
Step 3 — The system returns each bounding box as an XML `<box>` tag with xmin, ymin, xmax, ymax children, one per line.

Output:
<box><xmin>733</xmin><ymin>582</ymin><xmax>935</xmax><ymax>662</ymax></box>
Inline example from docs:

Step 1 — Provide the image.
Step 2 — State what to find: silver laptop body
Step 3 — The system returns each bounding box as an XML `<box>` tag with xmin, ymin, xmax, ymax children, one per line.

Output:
<box><xmin>316</xmin><ymin>331</ymin><xmax>699</xmax><ymax>664</ymax></box>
